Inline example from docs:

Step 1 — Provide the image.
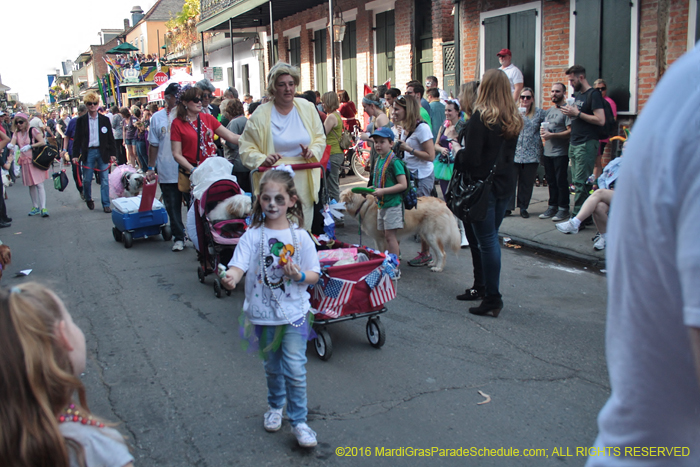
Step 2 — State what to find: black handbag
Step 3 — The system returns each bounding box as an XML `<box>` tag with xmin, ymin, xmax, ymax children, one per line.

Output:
<box><xmin>29</xmin><ymin>128</ymin><xmax>59</xmax><ymax>171</ymax></box>
<box><xmin>445</xmin><ymin>142</ymin><xmax>503</xmax><ymax>223</ymax></box>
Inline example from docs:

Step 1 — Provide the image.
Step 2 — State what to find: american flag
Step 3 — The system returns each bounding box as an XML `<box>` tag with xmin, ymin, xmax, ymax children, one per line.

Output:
<box><xmin>369</xmin><ymin>273</ymin><xmax>396</xmax><ymax>308</ymax></box>
<box><xmin>316</xmin><ymin>277</ymin><xmax>354</xmax><ymax>318</ymax></box>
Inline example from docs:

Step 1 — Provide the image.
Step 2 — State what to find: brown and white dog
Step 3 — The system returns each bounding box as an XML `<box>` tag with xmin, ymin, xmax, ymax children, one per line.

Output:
<box><xmin>340</xmin><ymin>189</ymin><xmax>460</xmax><ymax>272</ymax></box>
<box><xmin>208</xmin><ymin>194</ymin><xmax>252</xmax><ymax>223</ymax></box>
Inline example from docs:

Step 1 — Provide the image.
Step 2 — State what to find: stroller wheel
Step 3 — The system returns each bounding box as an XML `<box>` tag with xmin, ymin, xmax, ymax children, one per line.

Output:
<box><xmin>214</xmin><ymin>280</ymin><xmax>223</xmax><ymax>298</ymax></box>
<box><xmin>366</xmin><ymin>317</ymin><xmax>386</xmax><ymax>348</ymax></box>
<box><xmin>197</xmin><ymin>266</ymin><xmax>205</xmax><ymax>283</ymax></box>
<box><xmin>314</xmin><ymin>328</ymin><xmax>333</xmax><ymax>361</ymax></box>
<box><xmin>225</xmin><ymin>288</ymin><xmax>232</xmax><ymax>296</ymax></box>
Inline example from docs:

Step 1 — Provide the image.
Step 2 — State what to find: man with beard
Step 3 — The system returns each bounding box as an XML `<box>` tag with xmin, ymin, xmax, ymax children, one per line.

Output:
<box><xmin>539</xmin><ymin>82</ymin><xmax>572</xmax><ymax>221</ymax></box>
<box><xmin>561</xmin><ymin>65</ymin><xmax>605</xmax><ymax>217</ymax></box>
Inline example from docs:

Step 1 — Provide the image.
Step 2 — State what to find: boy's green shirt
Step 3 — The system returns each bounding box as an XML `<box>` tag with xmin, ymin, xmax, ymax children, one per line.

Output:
<box><xmin>373</xmin><ymin>150</ymin><xmax>406</xmax><ymax>208</ymax></box>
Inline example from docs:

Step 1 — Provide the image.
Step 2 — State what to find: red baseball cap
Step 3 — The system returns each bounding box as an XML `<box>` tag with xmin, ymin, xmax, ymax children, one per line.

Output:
<box><xmin>497</xmin><ymin>48</ymin><xmax>512</xmax><ymax>57</ymax></box>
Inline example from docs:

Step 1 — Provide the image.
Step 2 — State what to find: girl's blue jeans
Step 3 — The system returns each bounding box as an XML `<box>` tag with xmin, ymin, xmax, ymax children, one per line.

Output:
<box><xmin>262</xmin><ymin>325</ymin><xmax>308</xmax><ymax>427</ymax></box>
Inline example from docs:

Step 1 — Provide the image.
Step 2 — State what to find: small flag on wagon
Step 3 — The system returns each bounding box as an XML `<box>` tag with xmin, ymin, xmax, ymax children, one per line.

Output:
<box><xmin>369</xmin><ymin>273</ymin><xmax>396</xmax><ymax>308</ymax></box>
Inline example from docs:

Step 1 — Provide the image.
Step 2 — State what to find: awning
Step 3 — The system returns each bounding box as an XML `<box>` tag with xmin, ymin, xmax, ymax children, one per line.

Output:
<box><xmin>147</xmin><ymin>72</ymin><xmax>197</xmax><ymax>102</ymax></box>
<box><xmin>197</xmin><ymin>0</ymin><xmax>328</xmax><ymax>33</ymax></box>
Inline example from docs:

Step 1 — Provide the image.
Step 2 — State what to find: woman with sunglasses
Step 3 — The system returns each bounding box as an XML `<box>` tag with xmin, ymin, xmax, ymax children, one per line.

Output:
<box><xmin>170</xmin><ymin>85</ymin><xmax>240</xmax><ymax>201</ymax></box>
<box><xmin>456</xmin><ymin>69</ymin><xmax>522</xmax><ymax>317</ymax></box>
<box><xmin>6</xmin><ymin>113</ymin><xmax>50</xmax><ymax>217</ymax></box>
<box><xmin>391</xmin><ymin>93</ymin><xmax>436</xmax><ymax>268</ymax></box>
<box><xmin>510</xmin><ymin>87</ymin><xmax>546</xmax><ymax>218</ymax></box>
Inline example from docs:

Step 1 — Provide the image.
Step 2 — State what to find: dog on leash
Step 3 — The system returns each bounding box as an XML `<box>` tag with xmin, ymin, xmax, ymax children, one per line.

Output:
<box><xmin>208</xmin><ymin>194</ymin><xmax>252</xmax><ymax>223</ymax></box>
<box><xmin>0</xmin><ymin>242</ymin><xmax>11</xmax><ymax>281</ymax></box>
<box><xmin>340</xmin><ymin>189</ymin><xmax>460</xmax><ymax>272</ymax></box>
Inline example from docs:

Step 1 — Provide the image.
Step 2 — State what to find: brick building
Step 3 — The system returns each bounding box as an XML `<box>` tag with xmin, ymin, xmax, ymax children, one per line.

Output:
<box><xmin>198</xmin><ymin>0</ymin><xmax>699</xmax><ymax>121</ymax></box>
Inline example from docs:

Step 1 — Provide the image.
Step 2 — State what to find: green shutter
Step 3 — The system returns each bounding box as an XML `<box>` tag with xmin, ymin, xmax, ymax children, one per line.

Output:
<box><xmin>574</xmin><ymin>0</ymin><xmax>602</xmax><ymax>82</ymax></box>
<box><xmin>416</xmin><ymin>0</ymin><xmax>433</xmax><ymax>82</ymax></box>
<box><xmin>315</xmin><ymin>29</ymin><xmax>327</xmax><ymax>94</ymax></box>
<box><xmin>601</xmin><ymin>0</ymin><xmax>631</xmax><ymax>111</ymax></box>
<box><xmin>290</xmin><ymin>37</ymin><xmax>301</xmax><ymax>69</ymax></box>
<box><xmin>342</xmin><ymin>21</ymin><xmax>357</xmax><ymax>103</ymax></box>
<box><xmin>483</xmin><ymin>15</ymin><xmax>508</xmax><ymax>72</ymax></box>
<box><xmin>376</xmin><ymin>10</ymin><xmax>395</xmax><ymax>87</ymax></box>
<box><xmin>509</xmin><ymin>10</ymin><xmax>536</xmax><ymax>89</ymax></box>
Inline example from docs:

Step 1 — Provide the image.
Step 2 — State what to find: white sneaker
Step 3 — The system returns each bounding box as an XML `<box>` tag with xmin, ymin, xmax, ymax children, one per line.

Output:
<box><xmin>292</xmin><ymin>422</ymin><xmax>317</xmax><ymax>447</ymax></box>
<box><xmin>556</xmin><ymin>220</ymin><xmax>579</xmax><ymax>234</ymax></box>
<box><xmin>172</xmin><ymin>240</ymin><xmax>185</xmax><ymax>251</ymax></box>
<box><xmin>263</xmin><ymin>407</ymin><xmax>283</xmax><ymax>432</ymax></box>
<box><xmin>594</xmin><ymin>235</ymin><xmax>606</xmax><ymax>250</ymax></box>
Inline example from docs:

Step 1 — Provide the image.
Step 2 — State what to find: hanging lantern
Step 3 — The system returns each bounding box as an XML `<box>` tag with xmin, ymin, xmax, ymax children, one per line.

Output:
<box><xmin>251</xmin><ymin>36</ymin><xmax>264</xmax><ymax>62</ymax></box>
<box><xmin>332</xmin><ymin>8</ymin><xmax>346</xmax><ymax>43</ymax></box>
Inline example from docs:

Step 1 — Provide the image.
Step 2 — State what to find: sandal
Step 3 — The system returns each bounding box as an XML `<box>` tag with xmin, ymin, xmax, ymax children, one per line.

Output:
<box><xmin>456</xmin><ymin>287</ymin><xmax>486</xmax><ymax>301</ymax></box>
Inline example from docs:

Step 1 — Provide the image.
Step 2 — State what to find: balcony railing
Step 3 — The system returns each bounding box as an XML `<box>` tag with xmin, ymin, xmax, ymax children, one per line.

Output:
<box><xmin>200</xmin><ymin>0</ymin><xmax>249</xmax><ymax>22</ymax></box>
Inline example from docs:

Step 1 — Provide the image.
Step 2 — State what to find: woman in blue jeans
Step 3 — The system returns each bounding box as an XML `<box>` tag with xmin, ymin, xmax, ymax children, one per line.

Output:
<box><xmin>456</xmin><ymin>69</ymin><xmax>522</xmax><ymax>317</ymax></box>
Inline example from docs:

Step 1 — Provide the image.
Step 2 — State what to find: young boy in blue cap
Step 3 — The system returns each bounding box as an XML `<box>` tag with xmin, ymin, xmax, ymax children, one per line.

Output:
<box><xmin>369</xmin><ymin>127</ymin><xmax>407</xmax><ymax>277</ymax></box>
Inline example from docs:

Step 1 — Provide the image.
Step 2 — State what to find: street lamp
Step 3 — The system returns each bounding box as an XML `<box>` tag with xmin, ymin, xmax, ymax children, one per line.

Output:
<box><xmin>251</xmin><ymin>36</ymin><xmax>264</xmax><ymax>62</ymax></box>
<box><xmin>331</xmin><ymin>8</ymin><xmax>346</xmax><ymax>43</ymax></box>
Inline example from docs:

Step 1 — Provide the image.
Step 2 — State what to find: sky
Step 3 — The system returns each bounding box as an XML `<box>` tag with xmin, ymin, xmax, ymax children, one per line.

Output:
<box><xmin>1</xmin><ymin>0</ymin><xmax>159</xmax><ymax>104</ymax></box>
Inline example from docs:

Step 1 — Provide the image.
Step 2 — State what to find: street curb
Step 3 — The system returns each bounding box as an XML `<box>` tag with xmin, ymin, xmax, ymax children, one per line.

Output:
<box><xmin>499</xmin><ymin>233</ymin><xmax>606</xmax><ymax>269</ymax></box>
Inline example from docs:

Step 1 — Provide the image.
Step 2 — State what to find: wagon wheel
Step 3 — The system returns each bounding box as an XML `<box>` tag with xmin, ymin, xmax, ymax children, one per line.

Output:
<box><xmin>123</xmin><ymin>232</ymin><xmax>133</xmax><ymax>249</ymax></box>
<box><xmin>366</xmin><ymin>317</ymin><xmax>386</xmax><ymax>348</ymax></box>
<box><xmin>112</xmin><ymin>227</ymin><xmax>123</xmax><ymax>242</ymax></box>
<box><xmin>314</xmin><ymin>328</ymin><xmax>333</xmax><ymax>361</ymax></box>
<box><xmin>161</xmin><ymin>224</ymin><xmax>172</xmax><ymax>241</ymax></box>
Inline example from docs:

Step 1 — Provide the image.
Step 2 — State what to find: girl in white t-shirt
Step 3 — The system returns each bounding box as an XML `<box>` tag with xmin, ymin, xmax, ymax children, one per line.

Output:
<box><xmin>0</xmin><ymin>283</ymin><xmax>133</xmax><ymax>467</ymax></box>
<box><xmin>223</xmin><ymin>166</ymin><xmax>321</xmax><ymax>448</ymax></box>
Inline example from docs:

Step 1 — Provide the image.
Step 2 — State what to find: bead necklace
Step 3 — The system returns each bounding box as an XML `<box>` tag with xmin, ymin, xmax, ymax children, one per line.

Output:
<box><xmin>57</xmin><ymin>403</ymin><xmax>105</xmax><ymax>428</ymax></box>
<box><xmin>373</xmin><ymin>150</ymin><xmax>395</xmax><ymax>208</ymax></box>
<box><xmin>260</xmin><ymin>221</ymin><xmax>305</xmax><ymax>328</ymax></box>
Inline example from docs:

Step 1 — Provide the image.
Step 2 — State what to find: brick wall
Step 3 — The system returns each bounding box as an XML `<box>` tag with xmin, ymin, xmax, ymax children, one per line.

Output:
<box><xmin>395</xmin><ymin>0</ymin><xmax>414</xmax><ymax>88</ymax></box>
<box><xmin>541</xmin><ymin>0</ymin><xmax>570</xmax><ymax>109</ymax></box>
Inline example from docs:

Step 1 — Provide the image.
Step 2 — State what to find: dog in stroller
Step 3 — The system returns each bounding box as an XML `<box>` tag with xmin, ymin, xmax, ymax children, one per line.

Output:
<box><xmin>195</xmin><ymin>179</ymin><xmax>250</xmax><ymax>297</ymax></box>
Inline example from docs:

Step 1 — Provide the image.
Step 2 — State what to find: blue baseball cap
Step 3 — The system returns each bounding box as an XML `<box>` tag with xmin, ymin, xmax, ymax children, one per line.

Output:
<box><xmin>369</xmin><ymin>127</ymin><xmax>394</xmax><ymax>141</ymax></box>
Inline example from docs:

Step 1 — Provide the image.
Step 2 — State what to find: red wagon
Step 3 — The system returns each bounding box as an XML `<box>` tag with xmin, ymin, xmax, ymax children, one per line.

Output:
<box><xmin>310</xmin><ymin>243</ymin><xmax>396</xmax><ymax>360</ymax></box>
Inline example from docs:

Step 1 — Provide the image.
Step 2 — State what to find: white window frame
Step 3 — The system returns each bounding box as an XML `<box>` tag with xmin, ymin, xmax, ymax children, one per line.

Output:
<box><xmin>689</xmin><ymin>0</ymin><xmax>698</xmax><ymax>51</ymax></box>
<box><xmin>479</xmin><ymin>2</ymin><xmax>541</xmax><ymax>107</ymax></box>
<box><xmin>570</xmin><ymin>0</ymin><xmax>639</xmax><ymax>115</ymax></box>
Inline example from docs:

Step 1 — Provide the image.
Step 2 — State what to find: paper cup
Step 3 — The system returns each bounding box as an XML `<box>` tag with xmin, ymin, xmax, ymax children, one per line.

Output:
<box><xmin>566</xmin><ymin>97</ymin><xmax>575</xmax><ymax>106</ymax></box>
<box><xmin>518</xmin><ymin>107</ymin><xmax>527</xmax><ymax>115</ymax></box>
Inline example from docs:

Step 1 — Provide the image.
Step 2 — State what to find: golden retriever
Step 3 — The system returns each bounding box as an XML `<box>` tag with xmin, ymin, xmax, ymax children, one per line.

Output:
<box><xmin>340</xmin><ymin>189</ymin><xmax>460</xmax><ymax>272</ymax></box>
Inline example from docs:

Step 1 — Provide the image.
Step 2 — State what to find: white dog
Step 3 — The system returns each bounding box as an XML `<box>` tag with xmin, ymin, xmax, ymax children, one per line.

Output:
<box><xmin>341</xmin><ymin>189</ymin><xmax>461</xmax><ymax>272</ymax></box>
<box><xmin>208</xmin><ymin>194</ymin><xmax>252</xmax><ymax>223</ymax></box>
<box><xmin>122</xmin><ymin>172</ymin><xmax>145</xmax><ymax>197</ymax></box>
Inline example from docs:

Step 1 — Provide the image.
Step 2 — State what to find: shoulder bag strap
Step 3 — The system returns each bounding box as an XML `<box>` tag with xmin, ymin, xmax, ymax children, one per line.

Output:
<box><xmin>196</xmin><ymin>114</ymin><xmax>201</xmax><ymax>165</ymax></box>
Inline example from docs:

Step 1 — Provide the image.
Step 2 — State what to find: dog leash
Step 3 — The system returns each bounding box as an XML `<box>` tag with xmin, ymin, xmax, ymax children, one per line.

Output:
<box><xmin>352</xmin><ymin>198</ymin><xmax>369</xmax><ymax>247</ymax></box>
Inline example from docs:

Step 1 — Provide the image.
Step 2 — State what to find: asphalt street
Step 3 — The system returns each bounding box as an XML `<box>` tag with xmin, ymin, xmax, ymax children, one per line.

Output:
<box><xmin>4</xmin><ymin>171</ymin><xmax>609</xmax><ymax>466</ymax></box>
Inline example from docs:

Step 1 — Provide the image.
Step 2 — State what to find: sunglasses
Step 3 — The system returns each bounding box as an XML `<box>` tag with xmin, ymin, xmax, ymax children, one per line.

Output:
<box><xmin>596</xmin><ymin>87</ymin><xmax>606</xmax><ymax>91</ymax></box>
<box><xmin>86</xmin><ymin>102</ymin><xmax>99</xmax><ymax>106</ymax></box>
<box><xmin>396</xmin><ymin>95</ymin><xmax>407</xmax><ymax>106</ymax></box>
<box><xmin>15</xmin><ymin>120</ymin><xmax>26</xmax><ymax>124</ymax></box>
<box><xmin>189</xmin><ymin>97</ymin><xmax>202</xmax><ymax>104</ymax></box>
<box><xmin>202</xmin><ymin>94</ymin><xmax>212</xmax><ymax>99</ymax></box>
<box><xmin>520</xmin><ymin>95</ymin><xmax>533</xmax><ymax>100</ymax></box>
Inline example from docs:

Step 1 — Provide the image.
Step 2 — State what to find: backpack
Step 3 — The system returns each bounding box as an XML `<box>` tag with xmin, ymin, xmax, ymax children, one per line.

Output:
<box><xmin>592</xmin><ymin>89</ymin><xmax>617</xmax><ymax>140</ymax></box>
<box><xmin>388</xmin><ymin>155</ymin><xmax>418</xmax><ymax>210</ymax></box>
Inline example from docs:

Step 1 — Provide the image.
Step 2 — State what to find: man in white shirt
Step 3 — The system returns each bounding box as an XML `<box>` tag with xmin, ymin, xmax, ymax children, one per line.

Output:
<box><xmin>146</xmin><ymin>83</ymin><xmax>186</xmax><ymax>252</ymax></box>
<box><xmin>425</xmin><ymin>76</ymin><xmax>449</xmax><ymax>102</ymax></box>
<box><xmin>497</xmin><ymin>48</ymin><xmax>524</xmax><ymax>102</ymax></box>
<box><xmin>586</xmin><ymin>45</ymin><xmax>700</xmax><ymax>466</ymax></box>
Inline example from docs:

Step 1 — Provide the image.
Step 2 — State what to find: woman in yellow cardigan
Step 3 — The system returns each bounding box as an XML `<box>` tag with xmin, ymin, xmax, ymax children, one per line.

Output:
<box><xmin>239</xmin><ymin>62</ymin><xmax>327</xmax><ymax>231</ymax></box>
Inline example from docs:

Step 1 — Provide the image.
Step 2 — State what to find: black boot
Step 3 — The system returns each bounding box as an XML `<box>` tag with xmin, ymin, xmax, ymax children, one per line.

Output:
<box><xmin>469</xmin><ymin>295</ymin><xmax>503</xmax><ymax>318</ymax></box>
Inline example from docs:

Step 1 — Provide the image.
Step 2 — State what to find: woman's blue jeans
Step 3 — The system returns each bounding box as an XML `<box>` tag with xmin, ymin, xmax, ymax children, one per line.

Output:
<box><xmin>136</xmin><ymin>140</ymin><xmax>148</xmax><ymax>171</ymax></box>
<box><xmin>470</xmin><ymin>192</ymin><xmax>508</xmax><ymax>298</ymax></box>
<box><xmin>262</xmin><ymin>325</ymin><xmax>308</xmax><ymax>426</ymax></box>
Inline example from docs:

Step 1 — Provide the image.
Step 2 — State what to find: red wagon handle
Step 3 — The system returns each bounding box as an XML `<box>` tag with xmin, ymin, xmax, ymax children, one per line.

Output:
<box><xmin>255</xmin><ymin>162</ymin><xmax>327</xmax><ymax>173</ymax></box>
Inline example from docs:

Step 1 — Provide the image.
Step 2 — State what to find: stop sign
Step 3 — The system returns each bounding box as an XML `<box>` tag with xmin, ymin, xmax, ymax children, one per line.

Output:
<box><xmin>154</xmin><ymin>72</ymin><xmax>168</xmax><ymax>86</ymax></box>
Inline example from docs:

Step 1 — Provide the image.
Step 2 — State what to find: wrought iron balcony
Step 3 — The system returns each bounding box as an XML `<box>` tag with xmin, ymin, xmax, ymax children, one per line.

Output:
<box><xmin>200</xmin><ymin>0</ymin><xmax>248</xmax><ymax>22</ymax></box>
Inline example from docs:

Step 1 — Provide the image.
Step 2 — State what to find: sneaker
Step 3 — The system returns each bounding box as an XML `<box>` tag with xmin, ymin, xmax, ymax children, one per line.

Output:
<box><xmin>556</xmin><ymin>219</ymin><xmax>579</xmax><ymax>234</ymax></box>
<box><xmin>539</xmin><ymin>206</ymin><xmax>557</xmax><ymax>219</ymax></box>
<box><xmin>292</xmin><ymin>423</ymin><xmax>317</xmax><ymax>448</ymax></box>
<box><xmin>407</xmin><ymin>251</ymin><xmax>432</xmax><ymax>267</ymax></box>
<box><xmin>40</xmin><ymin>209</ymin><xmax>49</xmax><ymax>218</ymax></box>
<box><xmin>28</xmin><ymin>207</ymin><xmax>40</xmax><ymax>216</ymax></box>
<box><xmin>172</xmin><ymin>240</ymin><xmax>185</xmax><ymax>252</ymax></box>
<box><xmin>551</xmin><ymin>209</ymin><xmax>570</xmax><ymax>222</ymax></box>
<box><xmin>520</xmin><ymin>209</ymin><xmax>529</xmax><ymax>218</ymax></box>
<box><xmin>263</xmin><ymin>407</ymin><xmax>283</xmax><ymax>432</ymax></box>
<box><xmin>594</xmin><ymin>235</ymin><xmax>606</xmax><ymax>250</ymax></box>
